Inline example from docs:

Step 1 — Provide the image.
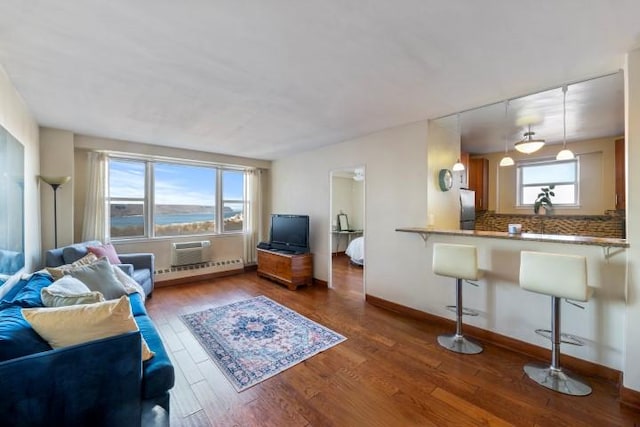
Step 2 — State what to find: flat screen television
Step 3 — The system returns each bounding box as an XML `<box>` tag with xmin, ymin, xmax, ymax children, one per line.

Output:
<box><xmin>269</xmin><ymin>214</ymin><xmax>310</xmax><ymax>253</ymax></box>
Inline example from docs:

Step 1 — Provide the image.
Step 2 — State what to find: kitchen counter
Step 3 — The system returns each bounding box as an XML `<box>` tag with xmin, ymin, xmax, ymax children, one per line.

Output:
<box><xmin>392</xmin><ymin>225</ymin><xmax>628</xmax><ymax>372</ymax></box>
<box><xmin>395</xmin><ymin>227</ymin><xmax>629</xmax><ymax>248</ymax></box>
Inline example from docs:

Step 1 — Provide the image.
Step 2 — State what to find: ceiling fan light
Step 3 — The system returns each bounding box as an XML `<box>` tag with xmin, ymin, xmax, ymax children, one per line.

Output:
<box><xmin>452</xmin><ymin>159</ymin><xmax>465</xmax><ymax>171</ymax></box>
<box><xmin>499</xmin><ymin>156</ymin><xmax>514</xmax><ymax>167</ymax></box>
<box><xmin>556</xmin><ymin>148</ymin><xmax>575</xmax><ymax>160</ymax></box>
<box><xmin>514</xmin><ymin>128</ymin><xmax>545</xmax><ymax>154</ymax></box>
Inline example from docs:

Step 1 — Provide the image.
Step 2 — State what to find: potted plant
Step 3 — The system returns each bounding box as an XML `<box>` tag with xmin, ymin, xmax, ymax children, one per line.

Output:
<box><xmin>533</xmin><ymin>185</ymin><xmax>555</xmax><ymax>214</ymax></box>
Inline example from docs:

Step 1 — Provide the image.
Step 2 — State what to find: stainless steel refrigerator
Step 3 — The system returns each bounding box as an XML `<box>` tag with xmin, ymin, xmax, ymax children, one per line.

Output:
<box><xmin>460</xmin><ymin>189</ymin><xmax>476</xmax><ymax>230</ymax></box>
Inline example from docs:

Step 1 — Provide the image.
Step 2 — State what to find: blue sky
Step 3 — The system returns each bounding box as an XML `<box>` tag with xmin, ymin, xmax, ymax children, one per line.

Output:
<box><xmin>110</xmin><ymin>160</ymin><xmax>244</xmax><ymax>205</ymax></box>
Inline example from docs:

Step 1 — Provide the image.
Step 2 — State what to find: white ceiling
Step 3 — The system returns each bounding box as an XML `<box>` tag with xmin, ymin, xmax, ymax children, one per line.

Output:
<box><xmin>435</xmin><ymin>72</ymin><xmax>625</xmax><ymax>154</ymax></box>
<box><xmin>0</xmin><ymin>1</ymin><xmax>639</xmax><ymax>160</ymax></box>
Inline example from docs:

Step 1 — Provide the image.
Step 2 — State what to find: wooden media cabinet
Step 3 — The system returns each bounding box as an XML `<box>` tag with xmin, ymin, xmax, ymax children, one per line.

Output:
<box><xmin>257</xmin><ymin>248</ymin><xmax>313</xmax><ymax>290</ymax></box>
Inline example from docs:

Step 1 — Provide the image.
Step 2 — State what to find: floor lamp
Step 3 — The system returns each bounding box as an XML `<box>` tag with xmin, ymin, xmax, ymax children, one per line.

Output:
<box><xmin>40</xmin><ymin>176</ymin><xmax>71</xmax><ymax>248</ymax></box>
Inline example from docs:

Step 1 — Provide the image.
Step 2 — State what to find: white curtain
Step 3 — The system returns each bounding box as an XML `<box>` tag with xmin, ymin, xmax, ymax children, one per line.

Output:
<box><xmin>243</xmin><ymin>168</ymin><xmax>263</xmax><ymax>264</ymax></box>
<box><xmin>82</xmin><ymin>152</ymin><xmax>108</xmax><ymax>243</ymax></box>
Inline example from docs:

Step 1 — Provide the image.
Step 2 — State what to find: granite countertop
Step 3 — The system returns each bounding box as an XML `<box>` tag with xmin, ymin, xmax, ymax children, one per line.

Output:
<box><xmin>395</xmin><ymin>227</ymin><xmax>629</xmax><ymax>248</ymax></box>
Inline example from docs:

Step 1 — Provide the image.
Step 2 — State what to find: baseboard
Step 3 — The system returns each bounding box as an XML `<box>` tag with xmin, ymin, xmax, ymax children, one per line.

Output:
<box><xmin>313</xmin><ymin>278</ymin><xmax>328</xmax><ymax>288</ymax></box>
<box><xmin>620</xmin><ymin>385</ymin><xmax>640</xmax><ymax>410</ymax></box>
<box><xmin>156</xmin><ymin>268</ymin><xmax>245</xmax><ymax>287</ymax></box>
<box><xmin>365</xmin><ymin>294</ymin><xmax>621</xmax><ymax>384</ymax></box>
<box><xmin>244</xmin><ymin>263</ymin><xmax>257</xmax><ymax>272</ymax></box>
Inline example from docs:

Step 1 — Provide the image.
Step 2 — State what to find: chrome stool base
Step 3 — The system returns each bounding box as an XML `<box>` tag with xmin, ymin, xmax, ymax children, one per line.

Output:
<box><xmin>523</xmin><ymin>363</ymin><xmax>592</xmax><ymax>396</ymax></box>
<box><xmin>437</xmin><ymin>334</ymin><xmax>483</xmax><ymax>354</ymax></box>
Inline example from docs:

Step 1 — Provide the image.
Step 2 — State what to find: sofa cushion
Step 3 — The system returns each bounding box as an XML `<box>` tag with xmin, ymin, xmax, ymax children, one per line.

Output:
<box><xmin>22</xmin><ymin>296</ymin><xmax>154</xmax><ymax>361</ymax></box>
<box><xmin>113</xmin><ymin>266</ymin><xmax>146</xmax><ymax>301</ymax></box>
<box><xmin>61</xmin><ymin>241</ymin><xmax>101</xmax><ymax>264</ymax></box>
<box><xmin>64</xmin><ymin>258</ymin><xmax>128</xmax><ymax>300</ymax></box>
<box><xmin>136</xmin><ymin>315</ymin><xmax>175</xmax><ymax>399</ymax></box>
<box><xmin>0</xmin><ymin>305</ymin><xmax>52</xmax><ymax>361</ymax></box>
<box><xmin>133</xmin><ymin>269</ymin><xmax>151</xmax><ymax>288</ymax></box>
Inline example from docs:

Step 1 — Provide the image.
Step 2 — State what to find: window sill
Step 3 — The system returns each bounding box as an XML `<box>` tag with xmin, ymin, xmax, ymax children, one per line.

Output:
<box><xmin>112</xmin><ymin>232</ymin><xmax>245</xmax><ymax>245</ymax></box>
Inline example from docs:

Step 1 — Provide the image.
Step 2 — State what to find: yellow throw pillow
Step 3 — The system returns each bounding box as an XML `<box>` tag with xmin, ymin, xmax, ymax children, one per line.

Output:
<box><xmin>22</xmin><ymin>296</ymin><xmax>154</xmax><ymax>361</ymax></box>
<box><xmin>46</xmin><ymin>253</ymin><xmax>99</xmax><ymax>280</ymax></box>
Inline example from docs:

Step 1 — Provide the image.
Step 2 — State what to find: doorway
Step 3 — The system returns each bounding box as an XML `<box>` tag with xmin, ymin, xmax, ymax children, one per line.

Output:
<box><xmin>329</xmin><ymin>167</ymin><xmax>365</xmax><ymax>297</ymax></box>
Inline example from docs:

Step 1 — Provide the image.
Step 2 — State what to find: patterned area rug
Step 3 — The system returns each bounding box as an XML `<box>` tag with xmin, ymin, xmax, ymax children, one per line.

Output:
<box><xmin>180</xmin><ymin>295</ymin><xmax>346</xmax><ymax>391</ymax></box>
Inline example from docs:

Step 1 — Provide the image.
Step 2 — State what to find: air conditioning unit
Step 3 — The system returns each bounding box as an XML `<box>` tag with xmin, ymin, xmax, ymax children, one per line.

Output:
<box><xmin>171</xmin><ymin>241</ymin><xmax>211</xmax><ymax>266</ymax></box>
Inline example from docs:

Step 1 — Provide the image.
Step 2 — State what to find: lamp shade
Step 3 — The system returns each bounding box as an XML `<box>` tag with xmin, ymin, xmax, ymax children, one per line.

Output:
<box><xmin>40</xmin><ymin>176</ymin><xmax>71</xmax><ymax>186</ymax></box>
<box><xmin>556</xmin><ymin>148</ymin><xmax>575</xmax><ymax>160</ymax></box>
<box><xmin>499</xmin><ymin>156</ymin><xmax>515</xmax><ymax>167</ymax></box>
<box><xmin>514</xmin><ymin>131</ymin><xmax>545</xmax><ymax>154</ymax></box>
<box><xmin>452</xmin><ymin>159</ymin><xmax>465</xmax><ymax>171</ymax></box>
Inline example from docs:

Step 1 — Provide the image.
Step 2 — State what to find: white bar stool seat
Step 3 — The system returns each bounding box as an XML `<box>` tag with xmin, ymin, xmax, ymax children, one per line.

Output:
<box><xmin>432</xmin><ymin>243</ymin><xmax>483</xmax><ymax>354</ymax></box>
<box><xmin>519</xmin><ymin>250</ymin><xmax>595</xmax><ymax>396</ymax></box>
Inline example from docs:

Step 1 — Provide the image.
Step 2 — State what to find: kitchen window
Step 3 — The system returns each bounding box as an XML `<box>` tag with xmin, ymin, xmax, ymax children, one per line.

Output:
<box><xmin>517</xmin><ymin>158</ymin><xmax>579</xmax><ymax>206</ymax></box>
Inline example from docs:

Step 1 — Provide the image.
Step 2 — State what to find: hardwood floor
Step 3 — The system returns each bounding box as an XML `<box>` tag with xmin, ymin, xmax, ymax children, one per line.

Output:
<box><xmin>330</xmin><ymin>253</ymin><xmax>363</xmax><ymax>296</ymax></box>
<box><xmin>146</xmin><ymin>270</ymin><xmax>640</xmax><ymax>426</ymax></box>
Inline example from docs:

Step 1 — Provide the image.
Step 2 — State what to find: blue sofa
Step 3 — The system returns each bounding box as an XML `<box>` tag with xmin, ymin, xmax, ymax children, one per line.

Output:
<box><xmin>45</xmin><ymin>240</ymin><xmax>155</xmax><ymax>297</ymax></box>
<box><xmin>0</xmin><ymin>273</ymin><xmax>174</xmax><ymax>426</ymax></box>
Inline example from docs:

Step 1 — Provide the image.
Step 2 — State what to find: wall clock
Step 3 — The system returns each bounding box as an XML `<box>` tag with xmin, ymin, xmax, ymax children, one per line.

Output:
<box><xmin>438</xmin><ymin>168</ymin><xmax>453</xmax><ymax>191</ymax></box>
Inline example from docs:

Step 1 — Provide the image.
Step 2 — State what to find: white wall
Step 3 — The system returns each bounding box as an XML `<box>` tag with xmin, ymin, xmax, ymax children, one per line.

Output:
<box><xmin>271</xmin><ymin>120</ymin><xmax>428</xmax><ymax>289</ymax></box>
<box><xmin>426</xmin><ymin>120</ymin><xmax>461</xmax><ymax>229</ymax></box>
<box><xmin>0</xmin><ymin>66</ymin><xmax>40</xmax><ymax>271</ymax></box>
<box><xmin>623</xmin><ymin>47</ymin><xmax>640</xmax><ymax>392</ymax></box>
<box><xmin>40</xmin><ymin>128</ymin><xmax>74</xmax><ymax>251</ymax></box>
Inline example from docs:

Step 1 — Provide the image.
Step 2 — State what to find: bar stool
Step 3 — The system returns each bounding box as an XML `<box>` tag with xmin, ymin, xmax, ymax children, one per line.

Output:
<box><xmin>432</xmin><ymin>243</ymin><xmax>483</xmax><ymax>354</ymax></box>
<box><xmin>519</xmin><ymin>251</ymin><xmax>595</xmax><ymax>396</ymax></box>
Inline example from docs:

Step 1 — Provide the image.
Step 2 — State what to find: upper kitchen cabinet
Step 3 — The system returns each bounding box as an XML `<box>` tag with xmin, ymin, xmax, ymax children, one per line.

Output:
<box><xmin>468</xmin><ymin>157</ymin><xmax>488</xmax><ymax>211</ymax></box>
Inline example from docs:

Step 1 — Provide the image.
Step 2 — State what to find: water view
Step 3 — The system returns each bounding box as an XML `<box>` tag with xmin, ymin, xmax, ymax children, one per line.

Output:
<box><xmin>111</xmin><ymin>207</ymin><xmax>243</xmax><ymax>237</ymax></box>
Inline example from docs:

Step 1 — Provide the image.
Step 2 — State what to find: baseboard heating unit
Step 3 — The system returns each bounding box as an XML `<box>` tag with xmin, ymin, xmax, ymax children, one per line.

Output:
<box><xmin>155</xmin><ymin>258</ymin><xmax>244</xmax><ymax>284</ymax></box>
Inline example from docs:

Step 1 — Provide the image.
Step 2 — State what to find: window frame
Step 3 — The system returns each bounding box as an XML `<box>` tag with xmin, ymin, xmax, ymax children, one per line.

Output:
<box><xmin>107</xmin><ymin>155</ymin><xmax>247</xmax><ymax>241</ymax></box>
<box><xmin>220</xmin><ymin>169</ymin><xmax>246</xmax><ymax>234</ymax></box>
<box><xmin>516</xmin><ymin>157</ymin><xmax>580</xmax><ymax>208</ymax></box>
<box><xmin>108</xmin><ymin>157</ymin><xmax>149</xmax><ymax>239</ymax></box>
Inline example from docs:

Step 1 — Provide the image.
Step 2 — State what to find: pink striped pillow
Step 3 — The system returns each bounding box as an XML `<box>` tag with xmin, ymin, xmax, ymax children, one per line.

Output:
<box><xmin>87</xmin><ymin>243</ymin><xmax>121</xmax><ymax>265</ymax></box>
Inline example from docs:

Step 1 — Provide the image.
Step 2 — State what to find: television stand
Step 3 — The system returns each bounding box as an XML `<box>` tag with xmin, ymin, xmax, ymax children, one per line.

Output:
<box><xmin>257</xmin><ymin>248</ymin><xmax>313</xmax><ymax>290</ymax></box>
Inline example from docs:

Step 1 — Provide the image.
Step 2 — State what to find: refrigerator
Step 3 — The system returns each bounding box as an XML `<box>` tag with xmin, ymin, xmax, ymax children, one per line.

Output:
<box><xmin>460</xmin><ymin>189</ymin><xmax>476</xmax><ymax>230</ymax></box>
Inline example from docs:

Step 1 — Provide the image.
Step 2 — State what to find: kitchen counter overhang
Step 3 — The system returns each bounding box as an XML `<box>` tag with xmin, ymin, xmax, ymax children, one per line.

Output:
<box><xmin>395</xmin><ymin>227</ymin><xmax>629</xmax><ymax>249</ymax></box>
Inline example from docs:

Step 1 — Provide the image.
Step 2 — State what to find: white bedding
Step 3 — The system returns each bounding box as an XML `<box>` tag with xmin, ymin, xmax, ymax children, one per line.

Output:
<box><xmin>345</xmin><ymin>236</ymin><xmax>364</xmax><ymax>265</ymax></box>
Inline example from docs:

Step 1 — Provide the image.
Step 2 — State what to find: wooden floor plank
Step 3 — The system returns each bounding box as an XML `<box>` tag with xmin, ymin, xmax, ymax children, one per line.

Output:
<box><xmin>145</xmin><ymin>264</ymin><xmax>640</xmax><ymax>427</ymax></box>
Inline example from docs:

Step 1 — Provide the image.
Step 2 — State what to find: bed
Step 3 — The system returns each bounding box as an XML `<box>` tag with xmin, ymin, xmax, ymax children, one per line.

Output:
<box><xmin>345</xmin><ymin>236</ymin><xmax>364</xmax><ymax>266</ymax></box>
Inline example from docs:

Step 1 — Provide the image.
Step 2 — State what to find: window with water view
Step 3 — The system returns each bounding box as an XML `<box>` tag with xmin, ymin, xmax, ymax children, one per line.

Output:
<box><xmin>108</xmin><ymin>158</ymin><xmax>246</xmax><ymax>239</ymax></box>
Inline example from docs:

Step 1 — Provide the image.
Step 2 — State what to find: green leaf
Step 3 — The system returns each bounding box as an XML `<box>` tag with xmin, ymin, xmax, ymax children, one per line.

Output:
<box><xmin>549</xmin><ymin>191</ymin><xmax>555</xmax><ymax>197</ymax></box>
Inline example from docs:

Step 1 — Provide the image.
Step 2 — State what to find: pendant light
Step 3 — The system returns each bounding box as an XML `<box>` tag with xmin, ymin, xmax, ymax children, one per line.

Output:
<box><xmin>556</xmin><ymin>85</ymin><xmax>575</xmax><ymax>160</ymax></box>
<box><xmin>515</xmin><ymin>124</ymin><xmax>545</xmax><ymax>154</ymax></box>
<box><xmin>452</xmin><ymin>113</ymin><xmax>465</xmax><ymax>171</ymax></box>
<box><xmin>499</xmin><ymin>100</ymin><xmax>514</xmax><ymax>167</ymax></box>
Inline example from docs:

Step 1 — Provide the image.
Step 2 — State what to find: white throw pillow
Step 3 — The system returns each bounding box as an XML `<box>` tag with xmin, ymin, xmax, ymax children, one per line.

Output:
<box><xmin>22</xmin><ymin>296</ymin><xmax>154</xmax><ymax>361</ymax></box>
<box><xmin>113</xmin><ymin>265</ymin><xmax>146</xmax><ymax>301</ymax></box>
<box><xmin>41</xmin><ymin>276</ymin><xmax>105</xmax><ymax>307</ymax></box>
